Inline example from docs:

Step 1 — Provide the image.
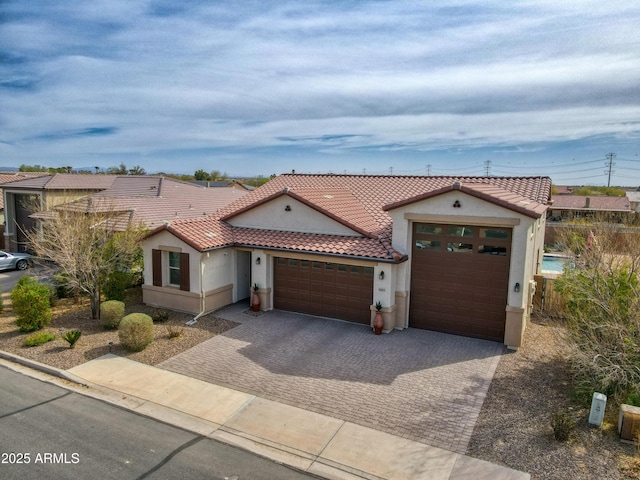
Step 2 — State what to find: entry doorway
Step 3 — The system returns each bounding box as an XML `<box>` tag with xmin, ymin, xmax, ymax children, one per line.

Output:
<box><xmin>236</xmin><ymin>251</ymin><xmax>251</xmax><ymax>301</ymax></box>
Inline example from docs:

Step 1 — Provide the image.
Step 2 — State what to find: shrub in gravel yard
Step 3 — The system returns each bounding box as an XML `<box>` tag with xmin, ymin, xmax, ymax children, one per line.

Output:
<box><xmin>151</xmin><ymin>308</ymin><xmax>169</xmax><ymax>323</ymax></box>
<box><xmin>104</xmin><ymin>270</ymin><xmax>130</xmax><ymax>302</ymax></box>
<box><xmin>24</xmin><ymin>331</ymin><xmax>56</xmax><ymax>347</ymax></box>
<box><xmin>100</xmin><ymin>300</ymin><xmax>125</xmax><ymax>329</ymax></box>
<box><xmin>118</xmin><ymin>313</ymin><xmax>154</xmax><ymax>352</ymax></box>
<box><xmin>11</xmin><ymin>278</ymin><xmax>52</xmax><ymax>332</ymax></box>
<box><xmin>551</xmin><ymin>409</ymin><xmax>575</xmax><ymax>441</ymax></box>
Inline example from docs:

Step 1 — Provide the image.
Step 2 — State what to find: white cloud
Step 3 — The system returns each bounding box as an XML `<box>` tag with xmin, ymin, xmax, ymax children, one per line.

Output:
<box><xmin>1</xmin><ymin>0</ymin><xmax>639</xmax><ymax>181</ymax></box>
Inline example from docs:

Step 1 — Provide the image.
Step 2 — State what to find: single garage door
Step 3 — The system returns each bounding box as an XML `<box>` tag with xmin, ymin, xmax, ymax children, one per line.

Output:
<box><xmin>274</xmin><ymin>257</ymin><xmax>374</xmax><ymax>324</ymax></box>
<box><xmin>409</xmin><ymin>223</ymin><xmax>511</xmax><ymax>341</ymax></box>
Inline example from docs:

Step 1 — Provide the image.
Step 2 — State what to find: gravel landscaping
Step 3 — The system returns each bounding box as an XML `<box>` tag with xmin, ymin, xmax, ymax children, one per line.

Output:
<box><xmin>1</xmin><ymin>284</ymin><xmax>639</xmax><ymax>479</ymax></box>
<box><xmin>0</xmin><ymin>287</ymin><xmax>238</xmax><ymax>371</ymax></box>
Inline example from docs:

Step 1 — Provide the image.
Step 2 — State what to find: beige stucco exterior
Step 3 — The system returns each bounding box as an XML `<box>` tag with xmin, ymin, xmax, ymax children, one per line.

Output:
<box><xmin>142</xmin><ymin>187</ymin><xmax>546</xmax><ymax>347</ymax></box>
<box><xmin>385</xmin><ymin>190</ymin><xmax>546</xmax><ymax>348</ymax></box>
<box><xmin>227</xmin><ymin>195</ymin><xmax>360</xmax><ymax>236</ymax></box>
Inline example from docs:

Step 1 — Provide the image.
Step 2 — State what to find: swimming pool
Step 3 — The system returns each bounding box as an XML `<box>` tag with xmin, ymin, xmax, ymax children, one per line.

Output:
<box><xmin>541</xmin><ymin>255</ymin><xmax>572</xmax><ymax>273</ymax></box>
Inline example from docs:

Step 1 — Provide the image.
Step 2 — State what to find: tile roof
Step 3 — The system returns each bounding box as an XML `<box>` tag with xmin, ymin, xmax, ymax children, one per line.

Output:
<box><xmin>147</xmin><ymin>174</ymin><xmax>551</xmax><ymax>262</ymax></box>
<box><xmin>1</xmin><ymin>173</ymin><xmax>117</xmax><ymax>190</ymax></box>
<box><xmin>43</xmin><ymin>176</ymin><xmax>248</xmax><ymax>230</ymax></box>
<box><xmin>551</xmin><ymin>195</ymin><xmax>631</xmax><ymax>211</ymax></box>
<box><xmin>384</xmin><ymin>181</ymin><xmax>548</xmax><ymax>218</ymax></box>
<box><xmin>0</xmin><ymin>172</ymin><xmax>52</xmax><ymax>209</ymax></box>
<box><xmin>0</xmin><ymin>172</ymin><xmax>51</xmax><ymax>186</ymax></box>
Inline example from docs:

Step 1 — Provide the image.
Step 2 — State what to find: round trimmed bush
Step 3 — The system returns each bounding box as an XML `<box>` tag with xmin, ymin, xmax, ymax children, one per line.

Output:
<box><xmin>118</xmin><ymin>313</ymin><xmax>154</xmax><ymax>352</ymax></box>
<box><xmin>101</xmin><ymin>300</ymin><xmax>125</xmax><ymax>329</ymax></box>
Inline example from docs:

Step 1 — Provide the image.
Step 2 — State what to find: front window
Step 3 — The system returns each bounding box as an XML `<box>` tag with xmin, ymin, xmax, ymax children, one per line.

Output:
<box><xmin>169</xmin><ymin>251</ymin><xmax>181</xmax><ymax>286</ymax></box>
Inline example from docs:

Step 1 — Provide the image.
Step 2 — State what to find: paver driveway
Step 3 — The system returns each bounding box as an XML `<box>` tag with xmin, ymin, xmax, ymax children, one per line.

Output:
<box><xmin>159</xmin><ymin>305</ymin><xmax>503</xmax><ymax>454</ymax></box>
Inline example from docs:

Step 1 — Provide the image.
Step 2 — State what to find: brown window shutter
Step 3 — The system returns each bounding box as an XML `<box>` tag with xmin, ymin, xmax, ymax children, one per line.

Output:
<box><xmin>152</xmin><ymin>249</ymin><xmax>162</xmax><ymax>286</ymax></box>
<box><xmin>179</xmin><ymin>252</ymin><xmax>190</xmax><ymax>291</ymax></box>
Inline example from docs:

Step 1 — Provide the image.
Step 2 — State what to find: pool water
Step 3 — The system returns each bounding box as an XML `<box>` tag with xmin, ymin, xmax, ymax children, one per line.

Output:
<box><xmin>542</xmin><ymin>255</ymin><xmax>572</xmax><ymax>273</ymax></box>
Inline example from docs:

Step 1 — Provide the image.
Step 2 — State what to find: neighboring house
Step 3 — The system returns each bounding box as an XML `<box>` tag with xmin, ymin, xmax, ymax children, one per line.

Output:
<box><xmin>552</xmin><ymin>185</ymin><xmax>574</xmax><ymax>195</ymax></box>
<box><xmin>141</xmin><ymin>174</ymin><xmax>552</xmax><ymax>348</ymax></box>
<box><xmin>55</xmin><ymin>176</ymin><xmax>249</xmax><ymax>231</ymax></box>
<box><xmin>547</xmin><ymin>195</ymin><xmax>633</xmax><ymax>222</ymax></box>
<box><xmin>192</xmin><ymin>180</ymin><xmax>254</xmax><ymax>190</ymax></box>
<box><xmin>545</xmin><ymin>195</ymin><xmax>635</xmax><ymax>246</ymax></box>
<box><xmin>0</xmin><ymin>172</ymin><xmax>51</xmax><ymax>249</ymax></box>
<box><xmin>2</xmin><ymin>174</ymin><xmax>117</xmax><ymax>252</ymax></box>
<box><xmin>2</xmin><ymin>174</ymin><xmax>249</xmax><ymax>251</ymax></box>
<box><xmin>626</xmin><ymin>190</ymin><xmax>640</xmax><ymax>213</ymax></box>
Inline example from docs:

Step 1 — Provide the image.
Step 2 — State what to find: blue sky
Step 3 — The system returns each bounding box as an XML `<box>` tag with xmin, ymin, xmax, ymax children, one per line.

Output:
<box><xmin>1</xmin><ymin>1</ymin><xmax>639</xmax><ymax>185</ymax></box>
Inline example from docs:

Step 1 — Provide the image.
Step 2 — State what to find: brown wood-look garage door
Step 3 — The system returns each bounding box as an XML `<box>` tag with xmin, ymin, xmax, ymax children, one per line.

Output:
<box><xmin>274</xmin><ymin>257</ymin><xmax>374</xmax><ymax>324</ymax></box>
<box><xmin>409</xmin><ymin>223</ymin><xmax>511</xmax><ymax>341</ymax></box>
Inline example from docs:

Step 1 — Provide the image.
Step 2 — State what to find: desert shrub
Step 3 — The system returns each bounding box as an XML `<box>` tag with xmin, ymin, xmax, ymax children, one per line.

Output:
<box><xmin>11</xmin><ymin>279</ymin><xmax>52</xmax><ymax>332</ymax></box>
<box><xmin>15</xmin><ymin>276</ymin><xmax>37</xmax><ymax>288</ymax></box>
<box><xmin>100</xmin><ymin>300</ymin><xmax>125</xmax><ymax>329</ymax></box>
<box><xmin>53</xmin><ymin>272</ymin><xmax>76</xmax><ymax>299</ymax></box>
<box><xmin>625</xmin><ymin>392</ymin><xmax>640</xmax><ymax>407</ymax></box>
<box><xmin>24</xmin><ymin>331</ymin><xmax>56</xmax><ymax>347</ymax></box>
<box><xmin>551</xmin><ymin>410</ymin><xmax>575</xmax><ymax>441</ymax></box>
<box><xmin>62</xmin><ymin>329</ymin><xmax>82</xmax><ymax>348</ymax></box>
<box><xmin>151</xmin><ymin>308</ymin><xmax>169</xmax><ymax>323</ymax></box>
<box><xmin>555</xmin><ymin>267</ymin><xmax>640</xmax><ymax>398</ymax></box>
<box><xmin>118</xmin><ymin>313</ymin><xmax>154</xmax><ymax>352</ymax></box>
<box><xmin>104</xmin><ymin>270</ymin><xmax>130</xmax><ymax>302</ymax></box>
<box><xmin>166</xmin><ymin>325</ymin><xmax>184</xmax><ymax>339</ymax></box>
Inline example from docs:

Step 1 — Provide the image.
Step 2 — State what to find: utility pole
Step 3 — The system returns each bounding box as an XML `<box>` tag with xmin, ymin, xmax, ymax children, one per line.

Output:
<box><xmin>426</xmin><ymin>164</ymin><xmax>431</xmax><ymax>176</ymax></box>
<box><xmin>604</xmin><ymin>153</ymin><xmax>616</xmax><ymax>187</ymax></box>
<box><xmin>389</xmin><ymin>166</ymin><xmax>393</xmax><ymax>175</ymax></box>
<box><xmin>484</xmin><ymin>160</ymin><xmax>491</xmax><ymax>176</ymax></box>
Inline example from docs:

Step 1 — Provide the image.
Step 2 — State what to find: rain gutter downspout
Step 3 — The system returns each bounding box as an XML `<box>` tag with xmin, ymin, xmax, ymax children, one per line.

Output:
<box><xmin>187</xmin><ymin>253</ymin><xmax>207</xmax><ymax>325</ymax></box>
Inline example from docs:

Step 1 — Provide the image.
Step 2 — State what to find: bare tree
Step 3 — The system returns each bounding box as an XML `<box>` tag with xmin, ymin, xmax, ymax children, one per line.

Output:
<box><xmin>25</xmin><ymin>199</ymin><xmax>144</xmax><ymax>320</ymax></box>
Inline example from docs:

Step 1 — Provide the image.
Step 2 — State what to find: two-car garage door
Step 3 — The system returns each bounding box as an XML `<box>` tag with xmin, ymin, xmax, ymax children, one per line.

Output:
<box><xmin>272</xmin><ymin>222</ymin><xmax>510</xmax><ymax>341</ymax></box>
<box><xmin>274</xmin><ymin>257</ymin><xmax>373</xmax><ymax>324</ymax></box>
<box><xmin>409</xmin><ymin>223</ymin><xmax>511</xmax><ymax>342</ymax></box>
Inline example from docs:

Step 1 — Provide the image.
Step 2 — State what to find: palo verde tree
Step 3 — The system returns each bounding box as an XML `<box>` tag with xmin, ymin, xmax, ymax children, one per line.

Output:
<box><xmin>553</xmin><ymin>213</ymin><xmax>640</xmax><ymax>400</ymax></box>
<box><xmin>25</xmin><ymin>199</ymin><xmax>144</xmax><ymax>321</ymax></box>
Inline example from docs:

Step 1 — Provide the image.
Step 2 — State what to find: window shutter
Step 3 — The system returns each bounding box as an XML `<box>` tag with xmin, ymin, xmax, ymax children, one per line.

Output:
<box><xmin>179</xmin><ymin>252</ymin><xmax>190</xmax><ymax>291</ymax></box>
<box><xmin>152</xmin><ymin>249</ymin><xmax>162</xmax><ymax>286</ymax></box>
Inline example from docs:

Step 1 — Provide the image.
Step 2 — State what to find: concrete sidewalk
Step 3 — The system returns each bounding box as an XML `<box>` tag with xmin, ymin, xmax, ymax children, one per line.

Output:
<box><xmin>63</xmin><ymin>354</ymin><xmax>529</xmax><ymax>480</ymax></box>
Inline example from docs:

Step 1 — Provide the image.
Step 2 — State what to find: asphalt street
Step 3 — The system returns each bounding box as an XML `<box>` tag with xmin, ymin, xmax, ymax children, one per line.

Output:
<box><xmin>0</xmin><ymin>366</ymin><xmax>318</xmax><ymax>480</ymax></box>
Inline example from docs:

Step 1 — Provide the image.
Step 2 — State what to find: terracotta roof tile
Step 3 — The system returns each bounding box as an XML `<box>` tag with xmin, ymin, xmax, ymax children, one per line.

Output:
<box><xmin>49</xmin><ymin>177</ymin><xmax>248</xmax><ymax>230</ymax></box>
<box><xmin>551</xmin><ymin>195</ymin><xmax>631</xmax><ymax>211</ymax></box>
<box><xmin>147</xmin><ymin>174</ymin><xmax>552</xmax><ymax>261</ymax></box>
<box><xmin>1</xmin><ymin>173</ymin><xmax>117</xmax><ymax>190</ymax></box>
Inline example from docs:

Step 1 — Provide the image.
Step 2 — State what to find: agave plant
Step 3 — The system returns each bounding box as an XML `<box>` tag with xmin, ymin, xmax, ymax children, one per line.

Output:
<box><xmin>62</xmin><ymin>329</ymin><xmax>82</xmax><ymax>349</ymax></box>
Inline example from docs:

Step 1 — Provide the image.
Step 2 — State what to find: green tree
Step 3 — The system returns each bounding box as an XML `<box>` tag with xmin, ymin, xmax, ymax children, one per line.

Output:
<box><xmin>194</xmin><ymin>169</ymin><xmax>211</xmax><ymax>181</ymax></box>
<box><xmin>19</xmin><ymin>164</ymin><xmax>48</xmax><ymax>172</ymax></box>
<box><xmin>128</xmin><ymin>165</ymin><xmax>146</xmax><ymax>175</ymax></box>
<box><xmin>107</xmin><ymin>163</ymin><xmax>128</xmax><ymax>175</ymax></box>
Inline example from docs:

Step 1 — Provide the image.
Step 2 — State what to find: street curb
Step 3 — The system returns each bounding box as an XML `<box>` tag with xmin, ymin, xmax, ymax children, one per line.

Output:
<box><xmin>0</xmin><ymin>350</ymin><xmax>88</xmax><ymax>387</ymax></box>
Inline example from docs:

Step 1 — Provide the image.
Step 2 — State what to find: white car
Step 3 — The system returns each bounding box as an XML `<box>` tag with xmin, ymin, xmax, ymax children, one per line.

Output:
<box><xmin>0</xmin><ymin>251</ymin><xmax>32</xmax><ymax>271</ymax></box>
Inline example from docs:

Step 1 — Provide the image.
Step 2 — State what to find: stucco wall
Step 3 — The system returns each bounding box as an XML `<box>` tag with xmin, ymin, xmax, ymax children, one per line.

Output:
<box><xmin>227</xmin><ymin>196</ymin><xmax>360</xmax><ymax>236</ymax></box>
<box><xmin>386</xmin><ymin>190</ymin><xmax>540</xmax><ymax>347</ymax></box>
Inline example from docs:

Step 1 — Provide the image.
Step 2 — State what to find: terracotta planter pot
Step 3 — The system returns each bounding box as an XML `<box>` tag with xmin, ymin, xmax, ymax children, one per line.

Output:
<box><xmin>251</xmin><ymin>291</ymin><xmax>260</xmax><ymax>312</ymax></box>
<box><xmin>373</xmin><ymin>311</ymin><xmax>384</xmax><ymax>335</ymax></box>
